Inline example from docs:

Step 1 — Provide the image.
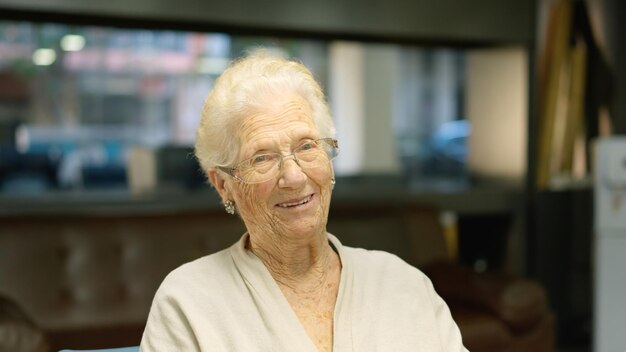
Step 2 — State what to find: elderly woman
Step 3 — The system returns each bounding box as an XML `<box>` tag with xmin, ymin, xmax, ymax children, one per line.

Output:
<box><xmin>141</xmin><ymin>49</ymin><xmax>467</xmax><ymax>351</ymax></box>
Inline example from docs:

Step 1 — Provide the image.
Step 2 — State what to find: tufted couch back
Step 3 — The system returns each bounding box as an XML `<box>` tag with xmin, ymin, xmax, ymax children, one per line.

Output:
<box><xmin>0</xmin><ymin>211</ymin><xmax>246</xmax><ymax>350</ymax></box>
<box><xmin>0</xmin><ymin>204</ymin><xmax>446</xmax><ymax>350</ymax></box>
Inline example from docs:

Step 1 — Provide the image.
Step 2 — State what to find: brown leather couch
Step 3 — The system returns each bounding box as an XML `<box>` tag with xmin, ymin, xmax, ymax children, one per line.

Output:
<box><xmin>0</xmin><ymin>211</ymin><xmax>245</xmax><ymax>350</ymax></box>
<box><xmin>0</xmin><ymin>202</ymin><xmax>553</xmax><ymax>351</ymax></box>
<box><xmin>330</xmin><ymin>204</ymin><xmax>555</xmax><ymax>352</ymax></box>
<box><xmin>423</xmin><ymin>261</ymin><xmax>555</xmax><ymax>352</ymax></box>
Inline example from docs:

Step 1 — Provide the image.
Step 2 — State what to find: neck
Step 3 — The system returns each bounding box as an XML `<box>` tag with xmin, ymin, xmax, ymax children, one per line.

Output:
<box><xmin>247</xmin><ymin>229</ymin><xmax>337</xmax><ymax>289</ymax></box>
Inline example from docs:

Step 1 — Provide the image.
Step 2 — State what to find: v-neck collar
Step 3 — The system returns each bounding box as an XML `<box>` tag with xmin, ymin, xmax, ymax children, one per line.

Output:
<box><xmin>229</xmin><ymin>232</ymin><xmax>353</xmax><ymax>351</ymax></box>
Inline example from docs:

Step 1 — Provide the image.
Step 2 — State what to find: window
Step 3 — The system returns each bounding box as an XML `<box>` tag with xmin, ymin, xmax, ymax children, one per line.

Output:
<box><xmin>0</xmin><ymin>20</ymin><xmax>468</xmax><ymax>194</ymax></box>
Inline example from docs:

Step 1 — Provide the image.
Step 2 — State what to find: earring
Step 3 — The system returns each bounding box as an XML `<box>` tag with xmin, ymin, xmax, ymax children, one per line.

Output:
<box><xmin>331</xmin><ymin>177</ymin><xmax>336</xmax><ymax>190</ymax></box>
<box><xmin>224</xmin><ymin>200</ymin><xmax>235</xmax><ymax>215</ymax></box>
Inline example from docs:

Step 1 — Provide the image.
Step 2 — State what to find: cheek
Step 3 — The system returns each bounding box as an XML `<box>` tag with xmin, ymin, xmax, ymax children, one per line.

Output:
<box><xmin>233</xmin><ymin>183</ymin><xmax>273</xmax><ymax>216</ymax></box>
<box><xmin>308</xmin><ymin>162</ymin><xmax>333</xmax><ymax>186</ymax></box>
<box><xmin>307</xmin><ymin>165</ymin><xmax>333</xmax><ymax>209</ymax></box>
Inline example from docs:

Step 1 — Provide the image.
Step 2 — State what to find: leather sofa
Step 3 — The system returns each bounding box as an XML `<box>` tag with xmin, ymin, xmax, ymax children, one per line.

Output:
<box><xmin>330</xmin><ymin>205</ymin><xmax>555</xmax><ymax>352</ymax></box>
<box><xmin>0</xmin><ymin>202</ymin><xmax>553</xmax><ymax>351</ymax></box>
<box><xmin>423</xmin><ymin>261</ymin><xmax>555</xmax><ymax>351</ymax></box>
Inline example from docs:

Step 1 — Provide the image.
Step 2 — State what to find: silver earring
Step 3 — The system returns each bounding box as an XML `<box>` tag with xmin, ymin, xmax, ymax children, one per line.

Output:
<box><xmin>224</xmin><ymin>200</ymin><xmax>235</xmax><ymax>215</ymax></box>
<box><xmin>331</xmin><ymin>177</ymin><xmax>336</xmax><ymax>189</ymax></box>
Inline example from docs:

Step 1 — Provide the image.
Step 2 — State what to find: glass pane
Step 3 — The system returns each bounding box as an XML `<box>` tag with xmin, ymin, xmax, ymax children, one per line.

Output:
<box><xmin>0</xmin><ymin>21</ymin><xmax>328</xmax><ymax>193</ymax></box>
<box><xmin>0</xmin><ymin>20</ymin><xmax>467</xmax><ymax>194</ymax></box>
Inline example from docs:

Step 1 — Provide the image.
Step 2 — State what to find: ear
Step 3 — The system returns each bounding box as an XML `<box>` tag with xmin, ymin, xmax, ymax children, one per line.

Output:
<box><xmin>208</xmin><ymin>169</ymin><xmax>231</xmax><ymax>202</ymax></box>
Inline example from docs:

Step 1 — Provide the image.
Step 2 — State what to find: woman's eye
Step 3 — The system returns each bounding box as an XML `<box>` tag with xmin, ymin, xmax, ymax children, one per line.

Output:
<box><xmin>299</xmin><ymin>142</ymin><xmax>316</xmax><ymax>151</ymax></box>
<box><xmin>252</xmin><ymin>154</ymin><xmax>272</xmax><ymax>164</ymax></box>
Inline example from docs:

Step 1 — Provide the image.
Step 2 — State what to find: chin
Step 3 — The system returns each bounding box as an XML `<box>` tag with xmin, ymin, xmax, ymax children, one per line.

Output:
<box><xmin>279</xmin><ymin>210</ymin><xmax>328</xmax><ymax>237</ymax></box>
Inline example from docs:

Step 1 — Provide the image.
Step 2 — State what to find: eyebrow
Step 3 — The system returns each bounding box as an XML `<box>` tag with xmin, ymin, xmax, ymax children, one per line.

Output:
<box><xmin>246</xmin><ymin>136</ymin><xmax>317</xmax><ymax>157</ymax></box>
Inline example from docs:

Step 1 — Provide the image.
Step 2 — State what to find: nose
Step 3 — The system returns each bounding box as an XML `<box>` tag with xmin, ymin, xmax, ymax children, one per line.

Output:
<box><xmin>278</xmin><ymin>155</ymin><xmax>306</xmax><ymax>188</ymax></box>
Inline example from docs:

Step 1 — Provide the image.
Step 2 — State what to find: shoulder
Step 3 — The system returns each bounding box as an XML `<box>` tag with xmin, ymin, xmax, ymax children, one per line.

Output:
<box><xmin>340</xmin><ymin>247</ymin><xmax>467</xmax><ymax>351</ymax></box>
<box><xmin>330</xmin><ymin>234</ymin><xmax>421</xmax><ymax>280</ymax></box>
<box><xmin>156</xmin><ymin>247</ymin><xmax>235</xmax><ymax>300</ymax></box>
<box><xmin>343</xmin><ymin>246</ymin><xmax>422</xmax><ymax>276</ymax></box>
<box><xmin>342</xmin><ymin>246</ymin><xmax>431</xmax><ymax>289</ymax></box>
<box><xmin>142</xmin><ymin>248</ymin><xmax>239</xmax><ymax>351</ymax></box>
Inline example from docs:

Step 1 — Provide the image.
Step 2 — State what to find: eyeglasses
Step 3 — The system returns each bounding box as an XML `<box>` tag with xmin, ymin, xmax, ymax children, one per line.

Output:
<box><xmin>219</xmin><ymin>138</ymin><xmax>339</xmax><ymax>184</ymax></box>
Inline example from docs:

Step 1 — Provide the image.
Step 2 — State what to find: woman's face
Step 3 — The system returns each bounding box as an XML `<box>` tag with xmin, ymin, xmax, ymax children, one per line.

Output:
<box><xmin>222</xmin><ymin>93</ymin><xmax>334</xmax><ymax>242</ymax></box>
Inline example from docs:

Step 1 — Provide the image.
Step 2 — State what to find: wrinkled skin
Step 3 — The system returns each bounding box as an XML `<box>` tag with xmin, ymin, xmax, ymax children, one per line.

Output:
<box><xmin>208</xmin><ymin>93</ymin><xmax>336</xmax><ymax>280</ymax></box>
<box><xmin>208</xmin><ymin>93</ymin><xmax>340</xmax><ymax>351</ymax></box>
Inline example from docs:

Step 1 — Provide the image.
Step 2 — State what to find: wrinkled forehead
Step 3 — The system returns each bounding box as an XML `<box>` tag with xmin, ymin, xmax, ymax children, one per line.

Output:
<box><xmin>235</xmin><ymin>94</ymin><xmax>318</xmax><ymax>153</ymax></box>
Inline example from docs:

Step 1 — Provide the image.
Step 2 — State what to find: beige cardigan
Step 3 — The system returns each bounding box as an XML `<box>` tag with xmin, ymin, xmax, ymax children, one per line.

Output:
<box><xmin>140</xmin><ymin>233</ymin><xmax>468</xmax><ymax>351</ymax></box>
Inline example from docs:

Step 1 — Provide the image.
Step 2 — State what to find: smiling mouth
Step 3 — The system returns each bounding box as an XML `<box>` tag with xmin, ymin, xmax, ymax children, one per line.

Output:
<box><xmin>277</xmin><ymin>194</ymin><xmax>314</xmax><ymax>208</ymax></box>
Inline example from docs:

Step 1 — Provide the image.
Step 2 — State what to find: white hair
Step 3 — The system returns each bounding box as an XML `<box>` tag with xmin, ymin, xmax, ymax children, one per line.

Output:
<box><xmin>194</xmin><ymin>48</ymin><xmax>336</xmax><ymax>175</ymax></box>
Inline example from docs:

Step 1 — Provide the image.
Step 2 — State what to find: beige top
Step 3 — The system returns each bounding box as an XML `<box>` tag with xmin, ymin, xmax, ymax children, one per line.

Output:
<box><xmin>140</xmin><ymin>233</ymin><xmax>468</xmax><ymax>351</ymax></box>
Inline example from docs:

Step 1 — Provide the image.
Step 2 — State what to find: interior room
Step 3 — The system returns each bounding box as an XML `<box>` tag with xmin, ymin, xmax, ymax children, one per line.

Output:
<box><xmin>0</xmin><ymin>0</ymin><xmax>625</xmax><ymax>351</ymax></box>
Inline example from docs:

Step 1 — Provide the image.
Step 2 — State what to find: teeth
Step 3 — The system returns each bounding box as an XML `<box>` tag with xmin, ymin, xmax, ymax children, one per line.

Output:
<box><xmin>278</xmin><ymin>195</ymin><xmax>312</xmax><ymax>208</ymax></box>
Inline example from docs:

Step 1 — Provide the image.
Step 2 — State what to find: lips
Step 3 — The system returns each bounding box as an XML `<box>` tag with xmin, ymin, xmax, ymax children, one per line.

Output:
<box><xmin>276</xmin><ymin>194</ymin><xmax>314</xmax><ymax>208</ymax></box>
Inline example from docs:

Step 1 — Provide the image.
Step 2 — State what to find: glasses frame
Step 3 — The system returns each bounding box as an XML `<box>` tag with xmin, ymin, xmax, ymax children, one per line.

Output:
<box><xmin>218</xmin><ymin>138</ymin><xmax>339</xmax><ymax>184</ymax></box>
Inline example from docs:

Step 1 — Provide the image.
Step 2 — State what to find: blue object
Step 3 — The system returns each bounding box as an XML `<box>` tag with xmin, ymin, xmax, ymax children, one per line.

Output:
<box><xmin>59</xmin><ymin>347</ymin><xmax>139</xmax><ymax>352</ymax></box>
<box><xmin>430</xmin><ymin>120</ymin><xmax>471</xmax><ymax>163</ymax></box>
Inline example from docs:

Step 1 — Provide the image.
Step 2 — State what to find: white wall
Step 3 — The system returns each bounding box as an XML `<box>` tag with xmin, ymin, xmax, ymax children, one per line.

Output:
<box><xmin>329</xmin><ymin>42</ymin><xmax>400</xmax><ymax>175</ymax></box>
<box><xmin>466</xmin><ymin>47</ymin><xmax>528</xmax><ymax>183</ymax></box>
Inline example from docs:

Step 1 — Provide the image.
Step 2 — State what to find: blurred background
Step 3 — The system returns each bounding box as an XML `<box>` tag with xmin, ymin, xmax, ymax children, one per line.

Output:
<box><xmin>1</xmin><ymin>0</ymin><xmax>625</xmax><ymax>351</ymax></box>
<box><xmin>0</xmin><ymin>23</ymin><xmax>469</xmax><ymax>194</ymax></box>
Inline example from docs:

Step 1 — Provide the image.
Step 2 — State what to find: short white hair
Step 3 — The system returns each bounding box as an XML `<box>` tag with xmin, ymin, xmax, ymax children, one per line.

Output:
<box><xmin>195</xmin><ymin>48</ymin><xmax>336</xmax><ymax>174</ymax></box>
